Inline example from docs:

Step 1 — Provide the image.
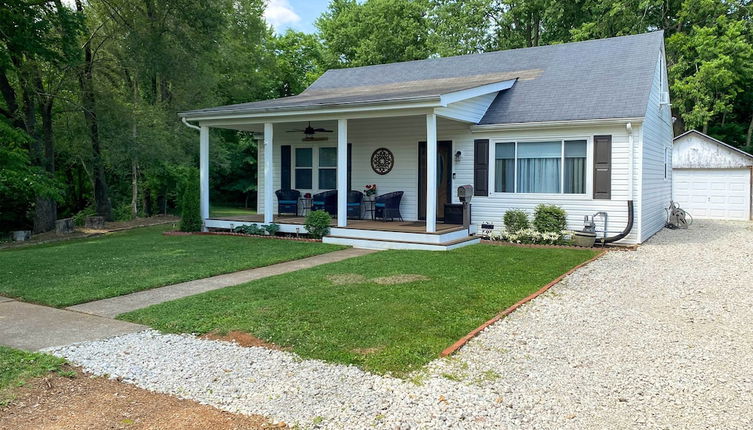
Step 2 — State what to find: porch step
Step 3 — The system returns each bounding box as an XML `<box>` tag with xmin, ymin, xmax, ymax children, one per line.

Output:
<box><xmin>323</xmin><ymin>235</ymin><xmax>481</xmax><ymax>251</ymax></box>
<box><xmin>329</xmin><ymin>226</ymin><xmax>471</xmax><ymax>244</ymax></box>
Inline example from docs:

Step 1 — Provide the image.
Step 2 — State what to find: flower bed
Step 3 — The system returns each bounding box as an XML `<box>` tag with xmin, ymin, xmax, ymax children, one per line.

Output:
<box><xmin>162</xmin><ymin>231</ymin><xmax>322</xmax><ymax>242</ymax></box>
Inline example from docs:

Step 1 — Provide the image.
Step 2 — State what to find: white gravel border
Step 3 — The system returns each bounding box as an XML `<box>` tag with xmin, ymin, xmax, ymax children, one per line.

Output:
<box><xmin>48</xmin><ymin>220</ymin><xmax>753</xmax><ymax>429</ymax></box>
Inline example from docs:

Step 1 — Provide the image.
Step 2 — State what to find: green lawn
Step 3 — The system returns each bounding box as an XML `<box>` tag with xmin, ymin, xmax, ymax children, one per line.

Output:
<box><xmin>210</xmin><ymin>205</ymin><xmax>256</xmax><ymax>218</ymax></box>
<box><xmin>0</xmin><ymin>225</ymin><xmax>343</xmax><ymax>307</ymax></box>
<box><xmin>121</xmin><ymin>244</ymin><xmax>599</xmax><ymax>375</ymax></box>
<box><xmin>0</xmin><ymin>346</ymin><xmax>69</xmax><ymax>405</ymax></box>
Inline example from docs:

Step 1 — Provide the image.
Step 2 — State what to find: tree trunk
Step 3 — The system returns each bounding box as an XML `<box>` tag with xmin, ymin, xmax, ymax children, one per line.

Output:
<box><xmin>747</xmin><ymin>114</ymin><xmax>753</xmax><ymax>147</ymax></box>
<box><xmin>76</xmin><ymin>0</ymin><xmax>111</xmax><ymax>220</ymax></box>
<box><xmin>702</xmin><ymin>122</ymin><xmax>708</xmax><ymax>134</ymax></box>
<box><xmin>131</xmin><ymin>157</ymin><xmax>139</xmax><ymax>218</ymax></box>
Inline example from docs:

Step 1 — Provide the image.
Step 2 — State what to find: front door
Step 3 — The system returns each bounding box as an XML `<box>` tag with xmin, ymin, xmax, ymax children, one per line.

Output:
<box><xmin>418</xmin><ymin>141</ymin><xmax>452</xmax><ymax>220</ymax></box>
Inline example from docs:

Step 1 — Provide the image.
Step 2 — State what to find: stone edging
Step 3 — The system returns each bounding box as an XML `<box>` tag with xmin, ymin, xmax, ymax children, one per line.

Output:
<box><xmin>439</xmin><ymin>249</ymin><xmax>608</xmax><ymax>357</ymax></box>
<box><xmin>162</xmin><ymin>231</ymin><xmax>322</xmax><ymax>243</ymax></box>
<box><xmin>480</xmin><ymin>239</ymin><xmax>636</xmax><ymax>251</ymax></box>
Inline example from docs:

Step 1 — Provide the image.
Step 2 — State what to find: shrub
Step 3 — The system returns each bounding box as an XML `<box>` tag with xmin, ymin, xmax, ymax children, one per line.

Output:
<box><xmin>112</xmin><ymin>203</ymin><xmax>134</xmax><ymax>222</ymax></box>
<box><xmin>503</xmin><ymin>209</ymin><xmax>529</xmax><ymax>233</ymax></box>
<box><xmin>235</xmin><ymin>224</ymin><xmax>263</xmax><ymax>235</ymax></box>
<box><xmin>179</xmin><ymin>170</ymin><xmax>202</xmax><ymax>232</ymax></box>
<box><xmin>72</xmin><ymin>206</ymin><xmax>96</xmax><ymax>227</ymax></box>
<box><xmin>533</xmin><ymin>204</ymin><xmax>567</xmax><ymax>233</ymax></box>
<box><xmin>304</xmin><ymin>210</ymin><xmax>331</xmax><ymax>239</ymax></box>
<box><xmin>264</xmin><ymin>223</ymin><xmax>280</xmax><ymax>236</ymax></box>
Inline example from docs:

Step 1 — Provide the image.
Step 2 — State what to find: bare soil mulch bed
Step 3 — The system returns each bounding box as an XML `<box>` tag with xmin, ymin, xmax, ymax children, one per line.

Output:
<box><xmin>1</xmin><ymin>216</ymin><xmax>179</xmax><ymax>250</ymax></box>
<box><xmin>201</xmin><ymin>331</ymin><xmax>291</xmax><ymax>352</ymax></box>
<box><xmin>0</xmin><ymin>366</ymin><xmax>283</xmax><ymax>430</ymax></box>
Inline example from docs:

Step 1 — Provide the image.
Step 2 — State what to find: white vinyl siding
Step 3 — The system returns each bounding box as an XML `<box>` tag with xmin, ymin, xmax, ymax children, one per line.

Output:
<box><xmin>640</xmin><ymin>48</ymin><xmax>674</xmax><ymax>242</ymax></box>
<box><xmin>453</xmin><ymin>121</ymin><xmax>641</xmax><ymax>244</ymax></box>
<box><xmin>435</xmin><ymin>93</ymin><xmax>499</xmax><ymax>123</ymax></box>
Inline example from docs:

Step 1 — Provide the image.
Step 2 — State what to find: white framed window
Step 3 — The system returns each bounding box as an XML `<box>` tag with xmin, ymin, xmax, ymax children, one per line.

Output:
<box><xmin>493</xmin><ymin>139</ymin><xmax>589</xmax><ymax>195</ymax></box>
<box><xmin>295</xmin><ymin>147</ymin><xmax>313</xmax><ymax>189</ymax></box>
<box><xmin>318</xmin><ymin>147</ymin><xmax>337</xmax><ymax>189</ymax></box>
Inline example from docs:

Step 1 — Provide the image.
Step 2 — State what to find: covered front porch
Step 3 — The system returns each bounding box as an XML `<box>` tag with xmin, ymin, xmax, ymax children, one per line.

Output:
<box><xmin>181</xmin><ymin>76</ymin><xmax>516</xmax><ymax>249</ymax></box>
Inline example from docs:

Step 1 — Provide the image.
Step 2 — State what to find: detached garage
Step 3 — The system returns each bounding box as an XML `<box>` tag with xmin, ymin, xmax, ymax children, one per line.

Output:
<box><xmin>673</xmin><ymin>130</ymin><xmax>753</xmax><ymax>220</ymax></box>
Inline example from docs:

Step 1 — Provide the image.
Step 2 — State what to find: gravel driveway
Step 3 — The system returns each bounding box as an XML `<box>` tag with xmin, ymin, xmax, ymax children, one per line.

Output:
<box><xmin>47</xmin><ymin>220</ymin><xmax>753</xmax><ymax>429</ymax></box>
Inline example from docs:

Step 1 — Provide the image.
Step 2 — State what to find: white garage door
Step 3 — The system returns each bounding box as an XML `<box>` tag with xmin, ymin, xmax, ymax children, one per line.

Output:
<box><xmin>673</xmin><ymin>169</ymin><xmax>751</xmax><ymax>220</ymax></box>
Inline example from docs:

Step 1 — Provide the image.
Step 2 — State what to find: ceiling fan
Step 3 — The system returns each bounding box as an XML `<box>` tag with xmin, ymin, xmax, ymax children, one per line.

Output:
<box><xmin>287</xmin><ymin>122</ymin><xmax>333</xmax><ymax>141</ymax></box>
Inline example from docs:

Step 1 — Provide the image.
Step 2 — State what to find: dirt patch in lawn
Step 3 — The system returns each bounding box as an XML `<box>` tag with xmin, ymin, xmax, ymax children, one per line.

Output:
<box><xmin>326</xmin><ymin>273</ymin><xmax>367</xmax><ymax>285</ymax></box>
<box><xmin>0</xmin><ymin>366</ymin><xmax>281</xmax><ymax>429</ymax></box>
<box><xmin>201</xmin><ymin>331</ymin><xmax>291</xmax><ymax>352</ymax></box>
<box><xmin>372</xmin><ymin>274</ymin><xmax>430</xmax><ymax>285</ymax></box>
<box><xmin>351</xmin><ymin>346</ymin><xmax>385</xmax><ymax>355</ymax></box>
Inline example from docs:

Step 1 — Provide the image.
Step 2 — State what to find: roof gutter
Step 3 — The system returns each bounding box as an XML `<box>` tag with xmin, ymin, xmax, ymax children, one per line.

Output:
<box><xmin>178</xmin><ymin>97</ymin><xmax>443</xmax><ymax>122</ymax></box>
<box><xmin>181</xmin><ymin>117</ymin><xmax>201</xmax><ymax>131</ymax></box>
<box><xmin>471</xmin><ymin>117</ymin><xmax>644</xmax><ymax>131</ymax></box>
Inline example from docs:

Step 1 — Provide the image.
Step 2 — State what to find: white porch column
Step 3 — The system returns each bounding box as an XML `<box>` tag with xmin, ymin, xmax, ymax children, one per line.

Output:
<box><xmin>199</xmin><ymin>125</ymin><xmax>210</xmax><ymax>228</ymax></box>
<box><xmin>337</xmin><ymin>119</ymin><xmax>348</xmax><ymax>227</ymax></box>
<box><xmin>263</xmin><ymin>122</ymin><xmax>274</xmax><ymax>224</ymax></box>
<box><xmin>426</xmin><ymin>113</ymin><xmax>437</xmax><ymax>233</ymax></box>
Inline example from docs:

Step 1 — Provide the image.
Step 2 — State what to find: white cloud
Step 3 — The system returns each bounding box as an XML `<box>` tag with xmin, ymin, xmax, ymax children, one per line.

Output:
<box><xmin>264</xmin><ymin>0</ymin><xmax>301</xmax><ymax>31</ymax></box>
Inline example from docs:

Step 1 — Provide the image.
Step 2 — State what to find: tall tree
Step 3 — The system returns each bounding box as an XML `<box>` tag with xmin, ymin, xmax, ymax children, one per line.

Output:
<box><xmin>0</xmin><ymin>0</ymin><xmax>79</xmax><ymax>231</ymax></box>
<box><xmin>317</xmin><ymin>0</ymin><xmax>432</xmax><ymax>67</ymax></box>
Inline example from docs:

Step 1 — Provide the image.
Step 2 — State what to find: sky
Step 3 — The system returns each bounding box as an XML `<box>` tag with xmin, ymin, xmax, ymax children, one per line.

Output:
<box><xmin>263</xmin><ymin>0</ymin><xmax>331</xmax><ymax>34</ymax></box>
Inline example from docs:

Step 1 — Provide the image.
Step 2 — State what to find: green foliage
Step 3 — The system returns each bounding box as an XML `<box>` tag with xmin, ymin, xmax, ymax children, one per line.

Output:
<box><xmin>121</xmin><ymin>244</ymin><xmax>598</xmax><ymax>374</ymax></box>
<box><xmin>179</xmin><ymin>170</ymin><xmax>202</xmax><ymax>232</ymax></box>
<box><xmin>71</xmin><ymin>207</ymin><xmax>96</xmax><ymax>227</ymax></box>
<box><xmin>503</xmin><ymin>209</ymin><xmax>530</xmax><ymax>233</ymax></box>
<box><xmin>0</xmin><ymin>346</ymin><xmax>68</xmax><ymax>405</ymax></box>
<box><xmin>533</xmin><ymin>204</ymin><xmax>568</xmax><ymax>233</ymax></box>
<box><xmin>112</xmin><ymin>203</ymin><xmax>135</xmax><ymax>222</ymax></box>
<box><xmin>304</xmin><ymin>210</ymin><xmax>332</xmax><ymax>239</ymax></box>
<box><xmin>234</xmin><ymin>224</ymin><xmax>264</xmax><ymax>235</ymax></box>
<box><xmin>0</xmin><ymin>225</ymin><xmax>343</xmax><ymax>307</ymax></box>
<box><xmin>264</xmin><ymin>223</ymin><xmax>281</xmax><ymax>235</ymax></box>
<box><xmin>317</xmin><ymin>0</ymin><xmax>432</xmax><ymax>67</ymax></box>
<box><xmin>0</xmin><ymin>125</ymin><xmax>62</xmax><ymax>231</ymax></box>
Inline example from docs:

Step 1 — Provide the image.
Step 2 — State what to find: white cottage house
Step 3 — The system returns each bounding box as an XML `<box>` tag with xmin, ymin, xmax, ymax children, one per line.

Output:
<box><xmin>672</xmin><ymin>130</ymin><xmax>753</xmax><ymax>220</ymax></box>
<box><xmin>179</xmin><ymin>31</ymin><xmax>673</xmax><ymax>250</ymax></box>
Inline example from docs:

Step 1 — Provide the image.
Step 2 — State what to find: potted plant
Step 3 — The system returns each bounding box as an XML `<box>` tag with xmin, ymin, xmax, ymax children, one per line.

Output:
<box><xmin>363</xmin><ymin>184</ymin><xmax>377</xmax><ymax>201</ymax></box>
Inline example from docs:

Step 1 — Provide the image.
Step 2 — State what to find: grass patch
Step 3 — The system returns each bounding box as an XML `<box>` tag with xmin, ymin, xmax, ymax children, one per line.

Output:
<box><xmin>121</xmin><ymin>244</ymin><xmax>598</xmax><ymax>375</ymax></box>
<box><xmin>0</xmin><ymin>346</ymin><xmax>68</xmax><ymax>406</ymax></box>
<box><xmin>210</xmin><ymin>205</ymin><xmax>256</xmax><ymax>218</ymax></box>
<box><xmin>0</xmin><ymin>225</ymin><xmax>343</xmax><ymax>307</ymax></box>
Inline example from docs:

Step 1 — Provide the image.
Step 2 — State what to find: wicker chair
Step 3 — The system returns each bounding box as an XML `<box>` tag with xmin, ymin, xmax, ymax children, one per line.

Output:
<box><xmin>275</xmin><ymin>189</ymin><xmax>300</xmax><ymax>216</ymax></box>
<box><xmin>347</xmin><ymin>191</ymin><xmax>364</xmax><ymax>219</ymax></box>
<box><xmin>312</xmin><ymin>190</ymin><xmax>338</xmax><ymax>217</ymax></box>
<box><xmin>375</xmin><ymin>191</ymin><xmax>404</xmax><ymax>222</ymax></box>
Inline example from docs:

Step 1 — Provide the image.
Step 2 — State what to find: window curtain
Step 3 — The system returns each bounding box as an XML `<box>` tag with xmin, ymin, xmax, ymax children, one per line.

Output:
<box><xmin>516</xmin><ymin>141</ymin><xmax>561</xmax><ymax>193</ymax></box>
<box><xmin>517</xmin><ymin>158</ymin><xmax>561</xmax><ymax>193</ymax></box>
<box><xmin>564</xmin><ymin>158</ymin><xmax>585</xmax><ymax>193</ymax></box>
<box><xmin>495</xmin><ymin>142</ymin><xmax>514</xmax><ymax>192</ymax></box>
<box><xmin>564</xmin><ymin>140</ymin><xmax>586</xmax><ymax>194</ymax></box>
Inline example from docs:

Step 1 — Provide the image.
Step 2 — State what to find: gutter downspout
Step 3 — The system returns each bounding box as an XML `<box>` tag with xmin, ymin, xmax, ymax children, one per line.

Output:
<box><xmin>182</xmin><ymin>117</ymin><xmax>201</xmax><ymax>131</ymax></box>
<box><xmin>596</xmin><ymin>122</ymin><xmax>635</xmax><ymax>244</ymax></box>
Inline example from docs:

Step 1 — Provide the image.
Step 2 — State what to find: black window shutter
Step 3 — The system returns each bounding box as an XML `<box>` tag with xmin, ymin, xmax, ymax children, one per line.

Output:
<box><xmin>474</xmin><ymin>139</ymin><xmax>489</xmax><ymax>196</ymax></box>
<box><xmin>347</xmin><ymin>143</ymin><xmax>352</xmax><ymax>191</ymax></box>
<box><xmin>593</xmin><ymin>135</ymin><xmax>612</xmax><ymax>199</ymax></box>
<box><xmin>280</xmin><ymin>145</ymin><xmax>291</xmax><ymax>190</ymax></box>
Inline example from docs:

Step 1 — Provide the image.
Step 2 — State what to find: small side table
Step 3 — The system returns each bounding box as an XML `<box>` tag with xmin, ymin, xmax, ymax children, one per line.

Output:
<box><xmin>362</xmin><ymin>197</ymin><xmax>376</xmax><ymax>220</ymax></box>
<box><xmin>298</xmin><ymin>197</ymin><xmax>312</xmax><ymax>217</ymax></box>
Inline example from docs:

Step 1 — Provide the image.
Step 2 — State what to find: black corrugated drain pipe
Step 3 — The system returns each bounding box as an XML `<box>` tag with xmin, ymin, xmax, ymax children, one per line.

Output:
<box><xmin>597</xmin><ymin>200</ymin><xmax>634</xmax><ymax>244</ymax></box>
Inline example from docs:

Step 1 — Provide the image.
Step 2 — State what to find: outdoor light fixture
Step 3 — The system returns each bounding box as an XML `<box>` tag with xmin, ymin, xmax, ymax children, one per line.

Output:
<box><xmin>455</xmin><ymin>150</ymin><xmax>462</xmax><ymax>162</ymax></box>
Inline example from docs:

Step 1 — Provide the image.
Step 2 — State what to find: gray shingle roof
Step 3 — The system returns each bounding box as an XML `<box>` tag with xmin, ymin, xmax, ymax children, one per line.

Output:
<box><xmin>181</xmin><ymin>31</ymin><xmax>664</xmax><ymax>124</ymax></box>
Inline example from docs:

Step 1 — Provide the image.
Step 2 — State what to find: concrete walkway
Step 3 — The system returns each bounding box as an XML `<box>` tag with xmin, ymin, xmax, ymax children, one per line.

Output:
<box><xmin>0</xmin><ymin>300</ymin><xmax>145</xmax><ymax>350</ymax></box>
<box><xmin>67</xmin><ymin>248</ymin><xmax>377</xmax><ymax>318</ymax></box>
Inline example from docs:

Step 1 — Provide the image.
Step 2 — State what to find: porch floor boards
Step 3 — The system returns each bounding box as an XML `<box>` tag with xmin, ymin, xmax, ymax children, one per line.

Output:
<box><xmin>207</xmin><ymin>214</ymin><xmax>464</xmax><ymax>234</ymax></box>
